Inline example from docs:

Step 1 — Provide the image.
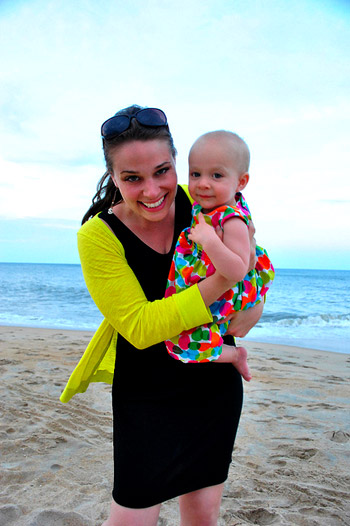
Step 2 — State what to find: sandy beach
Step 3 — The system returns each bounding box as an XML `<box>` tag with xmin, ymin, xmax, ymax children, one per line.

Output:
<box><xmin>0</xmin><ymin>326</ymin><xmax>349</xmax><ymax>526</ymax></box>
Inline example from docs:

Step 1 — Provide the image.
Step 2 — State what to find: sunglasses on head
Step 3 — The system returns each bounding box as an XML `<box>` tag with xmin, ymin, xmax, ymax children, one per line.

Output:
<box><xmin>101</xmin><ymin>108</ymin><xmax>168</xmax><ymax>140</ymax></box>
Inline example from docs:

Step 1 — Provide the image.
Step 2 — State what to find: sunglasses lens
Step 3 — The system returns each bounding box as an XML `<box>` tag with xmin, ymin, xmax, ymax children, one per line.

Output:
<box><xmin>101</xmin><ymin>108</ymin><xmax>167</xmax><ymax>139</ymax></box>
<box><xmin>137</xmin><ymin>108</ymin><xmax>167</xmax><ymax>126</ymax></box>
<box><xmin>101</xmin><ymin>115</ymin><xmax>130</xmax><ymax>139</ymax></box>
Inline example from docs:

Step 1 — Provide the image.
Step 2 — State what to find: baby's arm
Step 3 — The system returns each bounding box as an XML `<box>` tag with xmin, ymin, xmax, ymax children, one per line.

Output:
<box><xmin>188</xmin><ymin>212</ymin><xmax>250</xmax><ymax>283</ymax></box>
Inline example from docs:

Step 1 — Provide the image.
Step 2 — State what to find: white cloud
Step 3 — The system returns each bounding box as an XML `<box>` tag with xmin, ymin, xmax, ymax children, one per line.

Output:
<box><xmin>0</xmin><ymin>157</ymin><xmax>101</xmax><ymax>220</ymax></box>
<box><xmin>0</xmin><ymin>0</ymin><xmax>349</xmax><ymax>267</ymax></box>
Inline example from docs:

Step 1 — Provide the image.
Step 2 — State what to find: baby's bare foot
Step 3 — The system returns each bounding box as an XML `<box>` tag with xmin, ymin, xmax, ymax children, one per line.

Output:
<box><xmin>232</xmin><ymin>346</ymin><xmax>252</xmax><ymax>382</ymax></box>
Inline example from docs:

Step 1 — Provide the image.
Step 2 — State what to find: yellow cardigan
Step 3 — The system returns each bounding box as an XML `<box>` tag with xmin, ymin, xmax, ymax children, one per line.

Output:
<box><xmin>60</xmin><ymin>186</ymin><xmax>212</xmax><ymax>403</ymax></box>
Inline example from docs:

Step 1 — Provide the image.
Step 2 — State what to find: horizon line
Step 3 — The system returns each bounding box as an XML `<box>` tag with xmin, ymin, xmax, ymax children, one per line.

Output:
<box><xmin>1</xmin><ymin>261</ymin><xmax>350</xmax><ymax>272</ymax></box>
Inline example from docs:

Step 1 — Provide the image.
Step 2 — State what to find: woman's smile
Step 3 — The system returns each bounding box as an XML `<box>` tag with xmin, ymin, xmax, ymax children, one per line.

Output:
<box><xmin>140</xmin><ymin>194</ymin><xmax>167</xmax><ymax>210</ymax></box>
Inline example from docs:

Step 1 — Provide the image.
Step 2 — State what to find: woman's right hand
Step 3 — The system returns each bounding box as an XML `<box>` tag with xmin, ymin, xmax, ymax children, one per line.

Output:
<box><xmin>225</xmin><ymin>301</ymin><xmax>264</xmax><ymax>338</ymax></box>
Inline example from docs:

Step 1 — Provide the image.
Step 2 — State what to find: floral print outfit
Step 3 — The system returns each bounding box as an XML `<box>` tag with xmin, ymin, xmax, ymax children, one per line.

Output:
<box><xmin>165</xmin><ymin>193</ymin><xmax>275</xmax><ymax>363</ymax></box>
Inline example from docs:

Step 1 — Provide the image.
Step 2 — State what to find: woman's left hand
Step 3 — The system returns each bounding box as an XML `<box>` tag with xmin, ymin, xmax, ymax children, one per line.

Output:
<box><xmin>247</xmin><ymin>220</ymin><xmax>257</xmax><ymax>272</ymax></box>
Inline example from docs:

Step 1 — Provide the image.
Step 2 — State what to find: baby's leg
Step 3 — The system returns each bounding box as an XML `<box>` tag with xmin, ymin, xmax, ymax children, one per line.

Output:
<box><xmin>217</xmin><ymin>344</ymin><xmax>252</xmax><ymax>382</ymax></box>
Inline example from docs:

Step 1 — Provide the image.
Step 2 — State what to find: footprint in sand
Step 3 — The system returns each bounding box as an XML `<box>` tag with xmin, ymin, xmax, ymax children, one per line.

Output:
<box><xmin>326</xmin><ymin>430</ymin><xmax>350</xmax><ymax>443</ymax></box>
<box><xmin>237</xmin><ymin>507</ymin><xmax>280</xmax><ymax>524</ymax></box>
<box><xmin>29</xmin><ymin>510</ymin><xmax>93</xmax><ymax>526</ymax></box>
<box><xmin>50</xmin><ymin>463</ymin><xmax>63</xmax><ymax>471</ymax></box>
<box><xmin>0</xmin><ymin>505</ymin><xmax>21</xmax><ymax>526</ymax></box>
<box><xmin>287</xmin><ymin>446</ymin><xmax>319</xmax><ymax>460</ymax></box>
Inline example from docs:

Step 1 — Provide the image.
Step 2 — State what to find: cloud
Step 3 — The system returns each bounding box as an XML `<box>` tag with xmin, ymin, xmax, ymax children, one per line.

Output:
<box><xmin>0</xmin><ymin>0</ymin><xmax>349</xmax><ymax>267</ymax></box>
<box><xmin>319</xmin><ymin>199</ymin><xmax>350</xmax><ymax>204</ymax></box>
<box><xmin>0</xmin><ymin>216</ymin><xmax>81</xmax><ymax>263</ymax></box>
<box><xmin>0</xmin><ymin>157</ymin><xmax>101</xmax><ymax>220</ymax></box>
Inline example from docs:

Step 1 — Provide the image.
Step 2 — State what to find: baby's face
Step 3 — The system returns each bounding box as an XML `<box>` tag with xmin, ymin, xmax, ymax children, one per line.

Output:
<box><xmin>188</xmin><ymin>136</ymin><xmax>248</xmax><ymax>213</ymax></box>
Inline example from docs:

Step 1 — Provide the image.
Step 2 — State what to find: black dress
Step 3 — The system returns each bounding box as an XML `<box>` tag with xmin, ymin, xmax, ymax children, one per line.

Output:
<box><xmin>99</xmin><ymin>186</ymin><xmax>243</xmax><ymax>509</ymax></box>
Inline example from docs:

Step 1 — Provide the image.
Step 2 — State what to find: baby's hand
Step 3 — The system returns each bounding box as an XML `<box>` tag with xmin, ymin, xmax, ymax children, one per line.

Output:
<box><xmin>188</xmin><ymin>212</ymin><xmax>218</xmax><ymax>247</ymax></box>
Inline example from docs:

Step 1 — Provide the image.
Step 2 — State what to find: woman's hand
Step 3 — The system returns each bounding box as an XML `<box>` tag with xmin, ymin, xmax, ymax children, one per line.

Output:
<box><xmin>247</xmin><ymin>220</ymin><xmax>257</xmax><ymax>272</ymax></box>
<box><xmin>224</xmin><ymin>301</ymin><xmax>264</xmax><ymax>338</ymax></box>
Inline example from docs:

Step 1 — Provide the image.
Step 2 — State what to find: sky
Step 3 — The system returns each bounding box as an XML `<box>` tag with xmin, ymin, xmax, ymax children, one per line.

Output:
<box><xmin>0</xmin><ymin>0</ymin><xmax>349</xmax><ymax>269</ymax></box>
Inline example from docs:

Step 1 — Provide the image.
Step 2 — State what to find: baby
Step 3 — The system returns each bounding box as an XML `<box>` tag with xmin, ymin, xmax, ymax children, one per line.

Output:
<box><xmin>165</xmin><ymin>130</ymin><xmax>275</xmax><ymax>381</ymax></box>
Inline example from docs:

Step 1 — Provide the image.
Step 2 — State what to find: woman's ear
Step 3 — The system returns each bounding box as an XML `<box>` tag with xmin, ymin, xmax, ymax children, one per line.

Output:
<box><xmin>110</xmin><ymin>173</ymin><xmax>118</xmax><ymax>188</ymax></box>
<box><xmin>237</xmin><ymin>172</ymin><xmax>249</xmax><ymax>191</ymax></box>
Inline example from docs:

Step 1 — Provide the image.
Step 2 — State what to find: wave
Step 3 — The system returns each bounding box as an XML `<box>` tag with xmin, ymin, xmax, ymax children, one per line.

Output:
<box><xmin>0</xmin><ymin>312</ymin><xmax>101</xmax><ymax>331</ymax></box>
<box><xmin>260</xmin><ymin>312</ymin><xmax>350</xmax><ymax>328</ymax></box>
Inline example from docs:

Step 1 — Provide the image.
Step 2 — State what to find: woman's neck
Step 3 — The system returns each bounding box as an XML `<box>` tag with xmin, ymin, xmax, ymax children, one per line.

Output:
<box><xmin>113</xmin><ymin>202</ymin><xmax>176</xmax><ymax>254</ymax></box>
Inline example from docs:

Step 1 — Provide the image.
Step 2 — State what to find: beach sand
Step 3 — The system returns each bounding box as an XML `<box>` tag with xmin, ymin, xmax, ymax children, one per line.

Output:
<box><xmin>0</xmin><ymin>326</ymin><xmax>349</xmax><ymax>526</ymax></box>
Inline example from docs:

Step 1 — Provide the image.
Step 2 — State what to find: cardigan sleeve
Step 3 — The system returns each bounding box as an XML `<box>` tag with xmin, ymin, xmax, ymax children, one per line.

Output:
<box><xmin>77</xmin><ymin>216</ymin><xmax>212</xmax><ymax>349</ymax></box>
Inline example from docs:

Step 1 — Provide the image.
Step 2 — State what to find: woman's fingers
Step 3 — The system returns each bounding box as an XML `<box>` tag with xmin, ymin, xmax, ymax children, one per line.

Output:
<box><xmin>224</xmin><ymin>302</ymin><xmax>264</xmax><ymax>338</ymax></box>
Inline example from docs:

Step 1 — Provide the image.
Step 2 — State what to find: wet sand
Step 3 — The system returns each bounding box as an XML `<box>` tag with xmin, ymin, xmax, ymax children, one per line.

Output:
<box><xmin>0</xmin><ymin>326</ymin><xmax>349</xmax><ymax>525</ymax></box>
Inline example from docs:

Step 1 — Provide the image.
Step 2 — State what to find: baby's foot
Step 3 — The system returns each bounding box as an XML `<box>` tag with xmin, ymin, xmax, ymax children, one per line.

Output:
<box><xmin>232</xmin><ymin>346</ymin><xmax>252</xmax><ymax>382</ymax></box>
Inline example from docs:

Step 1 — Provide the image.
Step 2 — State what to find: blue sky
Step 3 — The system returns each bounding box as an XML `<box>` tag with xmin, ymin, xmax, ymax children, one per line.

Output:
<box><xmin>0</xmin><ymin>0</ymin><xmax>349</xmax><ymax>269</ymax></box>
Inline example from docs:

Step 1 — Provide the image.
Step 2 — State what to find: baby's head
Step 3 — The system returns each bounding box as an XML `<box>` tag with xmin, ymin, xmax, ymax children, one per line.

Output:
<box><xmin>188</xmin><ymin>130</ymin><xmax>250</xmax><ymax>212</ymax></box>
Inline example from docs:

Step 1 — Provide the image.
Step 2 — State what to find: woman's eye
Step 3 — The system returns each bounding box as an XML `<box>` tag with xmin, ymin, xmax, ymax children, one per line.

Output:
<box><xmin>125</xmin><ymin>175</ymin><xmax>140</xmax><ymax>182</ymax></box>
<box><xmin>155</xmin><ymin>167</ymin><xmax>169</xmax><ymax>176</ymax></box>
<box><xmin>213</xmin><ymin>173</ymin><xmax>223</xmax><ymax>179</ymax></box>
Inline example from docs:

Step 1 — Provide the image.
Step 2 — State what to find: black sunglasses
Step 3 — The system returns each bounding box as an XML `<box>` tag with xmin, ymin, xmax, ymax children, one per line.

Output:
<box><xmin>101</xmin><ymin>108</ymin><xmax>168</xmax><ymax>140</ymax></box>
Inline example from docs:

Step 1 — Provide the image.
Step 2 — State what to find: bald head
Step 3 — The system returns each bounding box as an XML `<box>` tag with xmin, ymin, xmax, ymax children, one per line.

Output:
<box><xmin>189</xmin><ymin>130</ymin><xmax>250</xmax><ymax>175</ymax></box>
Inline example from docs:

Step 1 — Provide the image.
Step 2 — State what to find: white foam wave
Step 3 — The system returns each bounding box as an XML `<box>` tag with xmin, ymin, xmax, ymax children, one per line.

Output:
<box><xmin>262</xmin><ymin>313</ymin><xmax>350</xmax><ymax>329</ymax></box>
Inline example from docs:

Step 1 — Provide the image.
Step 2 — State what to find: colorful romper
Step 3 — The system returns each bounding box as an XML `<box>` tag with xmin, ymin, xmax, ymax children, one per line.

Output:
<box><xmin>165</xmin><ymin>193</ymin><xmax>275</xmax><ymax>363</ymax></box>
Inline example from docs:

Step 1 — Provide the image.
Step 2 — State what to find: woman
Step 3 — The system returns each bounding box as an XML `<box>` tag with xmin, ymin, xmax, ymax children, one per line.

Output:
<box><xmin>61</xmin><ymin>105</ymin><xmax>263</xmax><ymax>526</ymax></box>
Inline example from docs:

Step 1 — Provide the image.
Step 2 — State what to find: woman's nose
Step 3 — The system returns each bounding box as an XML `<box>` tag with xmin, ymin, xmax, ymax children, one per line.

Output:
<box><xmin>143</xmin><ymin>178</ymin><xmax>160</xmax><ymax>198</ymax></box>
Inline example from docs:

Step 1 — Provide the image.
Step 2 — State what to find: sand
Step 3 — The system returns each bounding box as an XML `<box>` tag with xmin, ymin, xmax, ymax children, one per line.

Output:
<box><xmin>0</xmin><ymin>326</ymin><xmax>349</xmax><ymax>526</ymax></box>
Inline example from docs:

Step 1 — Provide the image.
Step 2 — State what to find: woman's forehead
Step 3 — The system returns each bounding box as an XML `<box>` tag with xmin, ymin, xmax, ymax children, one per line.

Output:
<box><xmin>111</xmin><ymin>139</ymin><xmax>173</xmax><ymax>170</ymax></box>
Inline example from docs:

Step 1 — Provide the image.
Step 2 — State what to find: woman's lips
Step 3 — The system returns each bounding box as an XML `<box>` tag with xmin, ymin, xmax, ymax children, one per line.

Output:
<box><xmin>139</xmin><ymin>195</ymin><xmax>166</xmax><ymax>210</ymax></box>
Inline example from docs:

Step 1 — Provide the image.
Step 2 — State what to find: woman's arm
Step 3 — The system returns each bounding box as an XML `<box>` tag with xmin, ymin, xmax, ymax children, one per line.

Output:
<box><xmin>78</xmin><ymin>218</ymin><xmax>235</xmax><ymax>349</ymax></box>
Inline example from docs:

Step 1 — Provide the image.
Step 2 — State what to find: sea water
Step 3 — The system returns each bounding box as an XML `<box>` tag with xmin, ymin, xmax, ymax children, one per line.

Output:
<box><xmin>0</xmin><ymin>263</ymin><xmax>349</xmax><ymax>354</ymax></box>
<box><xmin>246</xmin><ymin>268</ymin><xmax>350</xmax><ymax>354</ymax></box>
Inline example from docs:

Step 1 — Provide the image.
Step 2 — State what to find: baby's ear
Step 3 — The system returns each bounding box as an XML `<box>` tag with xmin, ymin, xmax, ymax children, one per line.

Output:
<box><xmin>238</xmin><ymin>172</ymin><xmax>249</xmax><ymax>191</ymax></box>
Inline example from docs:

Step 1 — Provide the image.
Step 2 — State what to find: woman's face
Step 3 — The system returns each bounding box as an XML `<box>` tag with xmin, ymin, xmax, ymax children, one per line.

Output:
<box><xmin>110</xmin><ymin>139</ymin><xmax>178</xmax><ymax>224</ymax></box>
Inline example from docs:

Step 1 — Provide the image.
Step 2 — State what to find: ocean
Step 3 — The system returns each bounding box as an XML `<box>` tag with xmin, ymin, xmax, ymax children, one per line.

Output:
<box><xmin>0</xmin><ymin>263</ymin><xmax>349</xmax><ymax>354</ymax></box>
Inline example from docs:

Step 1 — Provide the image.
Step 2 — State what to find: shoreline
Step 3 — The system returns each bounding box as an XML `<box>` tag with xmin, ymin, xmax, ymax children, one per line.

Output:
<box><xmin>0</xmin><ymin>323</ymin><xmax>348</xmax><ymax>356</ymax></box>
<box><xmin>0</xmin><ymin>326</ymin><xmax>349</xmax><ymax>525</ymax></box>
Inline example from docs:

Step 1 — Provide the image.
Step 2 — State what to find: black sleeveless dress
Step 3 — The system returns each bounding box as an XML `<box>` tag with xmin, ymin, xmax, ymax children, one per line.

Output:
<box><xmin>99</xmin><ymin>186</ymin><xmax>243</xmax><ymax>509</ymax></box>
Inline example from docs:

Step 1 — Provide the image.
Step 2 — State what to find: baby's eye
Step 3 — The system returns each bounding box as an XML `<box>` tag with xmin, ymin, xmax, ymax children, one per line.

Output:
<box><xmin>190</xmin><ymin>172</ymin><xmax>201</xmax><ymax>178</ymax></box>
<box><xmin>213</xmin><ymin>173</ymin><xmax>223</xmax><ymax>179</ymax></box>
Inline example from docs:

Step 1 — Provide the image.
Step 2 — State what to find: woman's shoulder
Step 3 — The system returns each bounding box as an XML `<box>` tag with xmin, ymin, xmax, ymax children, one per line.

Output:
<box><xmin>175</xmin><ymin>185</ymin><xmax>193</xmax><ymax>229</ymax></box>
<box><xmin>78</xmin><ymin>213</ymin><xmax>106</xmax><ymax>237</ymax></box>
<box><xmin>77</xmin><ymin>213</ymin><xmax>125</xmax><ymax>253</ymax></box>
<box><xmin>178</xmin><ymin>184</ymin><xmax>194</xmax><ymax>205</ymax></box>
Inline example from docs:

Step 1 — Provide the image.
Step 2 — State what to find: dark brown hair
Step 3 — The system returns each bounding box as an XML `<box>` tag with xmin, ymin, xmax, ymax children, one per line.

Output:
<box><xmin>82</xmin><ymin>105</ymin><xmax>177</xmax><ymax>224</ymax></box>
